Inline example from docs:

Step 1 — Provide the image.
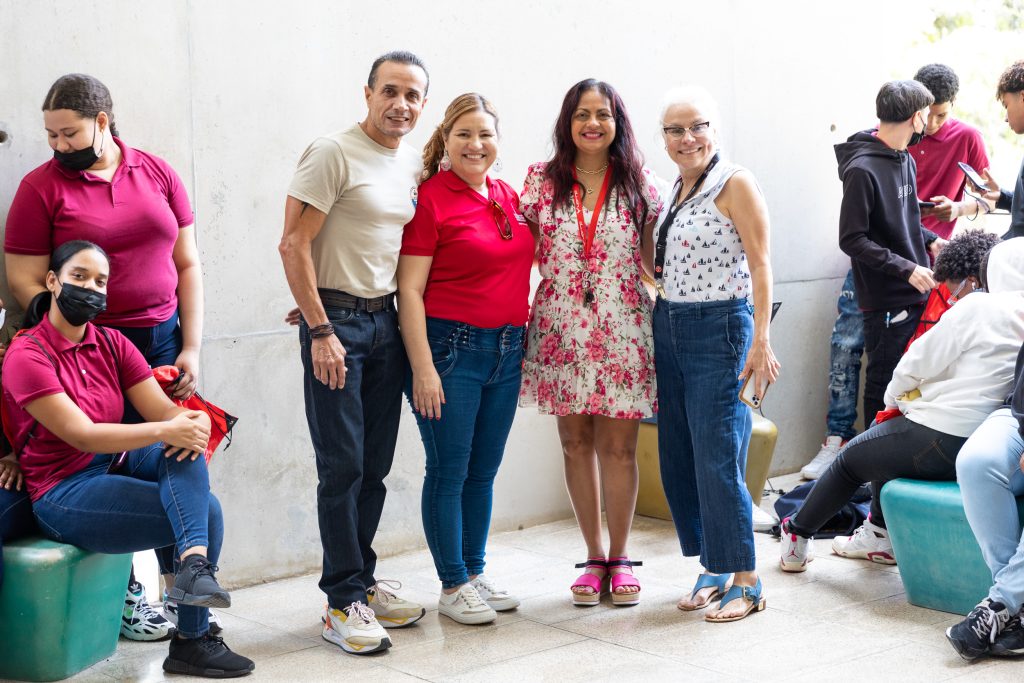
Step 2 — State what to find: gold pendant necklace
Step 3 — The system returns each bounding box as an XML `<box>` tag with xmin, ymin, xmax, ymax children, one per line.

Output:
<box><xmin>575</xmin><ymin>163</ymin><xmax>609</xmax><ymax>175</ymax></box>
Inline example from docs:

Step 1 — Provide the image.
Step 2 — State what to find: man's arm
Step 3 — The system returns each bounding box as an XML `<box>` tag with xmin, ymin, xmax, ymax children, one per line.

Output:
<box><xmin>278</xmin><ymin>197</ymin><xmax>347</xmax><ymax>389</ymax></box>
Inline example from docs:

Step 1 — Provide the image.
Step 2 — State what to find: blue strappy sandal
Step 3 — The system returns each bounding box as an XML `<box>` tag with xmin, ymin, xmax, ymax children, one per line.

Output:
<box><xmin>678</xmin><ymin>573</ymin><xmax>732</xmax><ymax>611</ymax></box>
<box><xmin>705</xmin><ymin>577</ymin><xmax>765</xmax><ymax>623</ymax></box>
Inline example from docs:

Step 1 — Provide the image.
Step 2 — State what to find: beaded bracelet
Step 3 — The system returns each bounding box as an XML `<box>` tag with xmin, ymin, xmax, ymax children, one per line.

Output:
<box><xmin>309</xmin><ymin>323</ymin><xmax>335</xmax><ymax>338</ymax></box>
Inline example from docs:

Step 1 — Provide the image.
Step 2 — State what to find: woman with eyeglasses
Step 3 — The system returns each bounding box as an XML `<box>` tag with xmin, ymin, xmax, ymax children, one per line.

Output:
<box><xmin>781</xmin><ymin>232</ymin><xmax>1022</xmax><ymax>586</ymax></box>
<box><xmin>651</xmin><ymin>86</ymin><xmax>779</xmax><ymax>623</ymax></box>
<box><xmin>519</xmin><ymin>79</ymin><xmax>663</xmax><ymax>607</ymax></box>
<box><xmin>397</xmin><ymin>93</ymin><xmax>534</xmax><ymax>625</ymax></box>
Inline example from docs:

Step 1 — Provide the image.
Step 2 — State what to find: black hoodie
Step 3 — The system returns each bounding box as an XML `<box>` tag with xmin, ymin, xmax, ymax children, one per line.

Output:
<box><xmin>836</xmin><ymin>130</ymin><xmax>935</xmax><ymax>311</ymax></box>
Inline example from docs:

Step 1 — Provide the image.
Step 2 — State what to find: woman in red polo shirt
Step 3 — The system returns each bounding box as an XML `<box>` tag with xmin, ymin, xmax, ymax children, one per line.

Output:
<box><xmin>4</xmin><ymin>73</ymin><xmax>203</xmax><ymax>639</ymax></box>
<box><xmin>2</xmin><ymin>240</ymin><xmax>253</xmax><ymax>678</ymax></box>
<box><xmin>397</xmin><ymin>93</ymin><xmax>534</xmax><ymax>625</ymax></box>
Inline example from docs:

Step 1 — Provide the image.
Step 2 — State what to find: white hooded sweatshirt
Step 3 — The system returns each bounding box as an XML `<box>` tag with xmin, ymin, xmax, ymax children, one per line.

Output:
<box><xmin>885</xmin><ymin>237</ymin><xmax>1024</xmax><ymax>437</ymax></box>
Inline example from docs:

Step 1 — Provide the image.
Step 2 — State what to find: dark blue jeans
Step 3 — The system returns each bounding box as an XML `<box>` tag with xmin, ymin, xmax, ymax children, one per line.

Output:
<box><xmin>109</xmin><ymin>309</ymin><xmax>183</xmax><ymax>576</ymax></box>
<box><xmin>32</xmin><ymin>446</ymin><xmax>223</xmax><ymax>638</ymax></box>
<box><xmin>0</xmin><ymin>486</ymin><xmax>36</xmax><ymax>590</ymax></box>
<box><xmin>408</xmin><ymin>318</ymin><xmax>524</xmax><ymax>589</ymax></box>
<box><xmin>300</xmin><ymin>306</ymin><xmax>405</xmax><ymax>609</ymax></box>
<box><xmin>653</xmin><ymin>298</ymin><xmax>756</xmax><ymax>574</ymax></box>
<box><xmin>827</xmin><ymin>270</ymin><xmax>864</xmax><ymax>441</ymax></box>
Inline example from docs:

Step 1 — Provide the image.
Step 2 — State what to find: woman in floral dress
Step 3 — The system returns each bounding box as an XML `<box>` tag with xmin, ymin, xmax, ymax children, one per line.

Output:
<box><xmin>520</xmin><ymin>79</ymin><xmax>662</xmax><ymax>606</ymax></box>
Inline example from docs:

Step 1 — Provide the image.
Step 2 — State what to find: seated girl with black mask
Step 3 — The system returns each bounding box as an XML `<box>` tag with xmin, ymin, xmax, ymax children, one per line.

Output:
<box><xmin>1</xmin><ymin>240</ymin><xmax>253</xmax><ymax>679</ymax></box>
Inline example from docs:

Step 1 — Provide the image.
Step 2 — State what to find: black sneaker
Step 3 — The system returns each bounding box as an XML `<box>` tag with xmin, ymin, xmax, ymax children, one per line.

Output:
<box><xmin>163</xmin><ymin>634</ymin><xmax>254</xmax><ymax>678</ymax></box>
<box><xmin>167</xmin><ymin>555</ymin><xmax>231</xmax><ymax>608</ymax></box>
<box><xmin>946</xmin><ymin>598</ymin><xmax>1010</xmax><ymax>661</ymax></box>
<box><xmin>991</xmin><ymin>613</ymin><xmax>1024</xmax><ymax>657</ymax></box>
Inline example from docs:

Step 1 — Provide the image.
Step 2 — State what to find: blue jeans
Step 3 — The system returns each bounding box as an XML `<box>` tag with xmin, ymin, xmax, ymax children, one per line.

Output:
<box><xmin>32</xmin><ymin>446</ymin><xmax>223</xmax><ymax>638</ymax></box>
<box><xmin>409</xmin><ymin>318</ymin><xmax>524</xmax><ymax>589</ymax></box>
<box><xmin>300</xmin><ymin>306</ymin><xmax>405</xmax><ymax>609</ymax></box>
<box><xmin>110</xmin><ymin>309</ymin><xmax>183</xmax><ymax>575</ymax></box>
<box><xmin>957</xmin><ymin>407</ymin><xmax>1024</xmax><ymax>612</ymax></box>
<box><xmin>827</xmin><ymin>270</ymin><xmax>864</xmax><ymax>441</ymax></box>
<box><xmin>0</xmin><ymin>486</ymin><xmax>36</xmax><ymax>590</ymax></box>
<box><xmin>653</xmin><ymin>298</ymin><xmax>756</xmax><ymax>573</ymax></box>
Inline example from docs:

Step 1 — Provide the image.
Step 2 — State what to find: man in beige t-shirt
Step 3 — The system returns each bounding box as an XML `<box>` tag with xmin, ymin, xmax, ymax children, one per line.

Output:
<box><xmin>278</xmin><ymin>51</ymin><xmax>428</xmax><ymax>656</ymax></box>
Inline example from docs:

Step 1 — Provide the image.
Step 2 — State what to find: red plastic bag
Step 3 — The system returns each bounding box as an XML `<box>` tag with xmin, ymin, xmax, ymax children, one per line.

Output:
<box><xmin>152</xmin><ymin>366</ymin><xmax>238</xmax><ymax>463</ymax></box>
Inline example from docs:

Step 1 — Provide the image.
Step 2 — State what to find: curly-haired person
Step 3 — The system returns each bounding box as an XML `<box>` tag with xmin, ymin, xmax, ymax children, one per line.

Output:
<box><xmin>780</xmin><ymin>232</ymin><xmax>1023</xmax><ymax>574</ymax></box>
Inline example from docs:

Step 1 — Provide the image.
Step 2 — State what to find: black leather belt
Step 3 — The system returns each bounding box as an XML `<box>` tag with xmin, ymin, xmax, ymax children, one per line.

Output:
<box><xmin>318</xmin><ymin>288</ymin><xmax>395</xmax><ymax>312</ymax></box>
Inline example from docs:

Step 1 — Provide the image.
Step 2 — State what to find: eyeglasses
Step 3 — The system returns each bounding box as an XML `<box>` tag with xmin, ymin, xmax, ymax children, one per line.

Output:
<box><xmin>662</xmin><ymin>121</ymin><xmax>712</xmax><ymax>140</ymax></box>
<box><xmin>490</xmin><ymin>200</ymin><xmax>514</xmax><ymax>240</ymax></box>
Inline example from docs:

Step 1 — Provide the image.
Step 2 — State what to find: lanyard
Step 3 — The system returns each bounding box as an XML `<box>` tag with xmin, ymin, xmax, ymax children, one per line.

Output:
<box><xmin>653</xmin><ymin>153</ymin><xmax>720</xmax><ymax>293</ymax></box>
<box><xmin>571</xmin><ymin>165</ymin><xmax>613</xmax><ymax>260</ymax></box>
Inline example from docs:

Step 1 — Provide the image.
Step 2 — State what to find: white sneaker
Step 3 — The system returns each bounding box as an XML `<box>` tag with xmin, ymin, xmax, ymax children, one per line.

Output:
<box><xmin>779</xmin><ymin>518</ymin><xmax>814</xmax><ymax>572</ymax></box>
<box><xmin>121</xmin><ymin>582</ymin><xmax>174</xmax><ymax>641</ymax></box>
<box><xmin>367</xmin><ymin>580</ymin><xmax>425</xmax><ymax>628</ymax></box>
<box><xmin>470</xmin><ymin>575</ymin><xmax>520</xmax><ymax>612</ymax></box>
<box><xmin>162</xmin><ymin>591</ymin><xmax>223</xmax><ymax>634</ymax></box>
<box><xmin>801</xmin><ymin>436</ymin><xmax>846</xmax><ymax>480</ymax></box>
<box><xmin>831</xmin><ymin>519</ymin><xmax>897</xmax><ymax>564</ymax></box>
<box><xmin>752</xmin><ymin>504</ymin><xmax>778</xmax><ymax>533</ymax></box>
<box><xmin>322</xmin><ymin>602</ymin><xmax>391</xmax><ymax>655</ymax></box>
<box><xmin>438</xmin><ymin>584</ymin><xmax>497</xmax><ymax>625</ymax></box>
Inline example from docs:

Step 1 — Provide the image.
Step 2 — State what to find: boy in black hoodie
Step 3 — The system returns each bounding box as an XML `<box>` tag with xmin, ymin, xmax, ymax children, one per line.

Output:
<box><xmin>836</xmin><ymin>79</ymin><xmax>942</xmax><ymax>422</ymax></box>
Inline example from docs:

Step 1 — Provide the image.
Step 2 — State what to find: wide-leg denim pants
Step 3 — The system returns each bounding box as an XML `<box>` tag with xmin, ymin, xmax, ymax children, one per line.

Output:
<box><xmin>653</xmin><ymin>298</ymin><xmax>756</xmax><ymax>573</ymax></box>
<box><xmin>410</xmin><ymin>318</ymin><xmax>524</xmax><ymax>589</ymax></box>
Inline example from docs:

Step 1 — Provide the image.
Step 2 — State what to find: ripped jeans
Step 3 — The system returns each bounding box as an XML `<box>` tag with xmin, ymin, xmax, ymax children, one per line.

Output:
<box><xmin>826</xmin><ymin>270</ymin><xmax>864</xmax><ymax>441</ymax></box>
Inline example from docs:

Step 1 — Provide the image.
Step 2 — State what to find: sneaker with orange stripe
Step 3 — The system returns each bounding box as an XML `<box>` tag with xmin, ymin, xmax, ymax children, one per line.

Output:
<box><xmin>322</xmin><ymin>602</ymin><xmax>391</xmax><ymax>655</ymax></box>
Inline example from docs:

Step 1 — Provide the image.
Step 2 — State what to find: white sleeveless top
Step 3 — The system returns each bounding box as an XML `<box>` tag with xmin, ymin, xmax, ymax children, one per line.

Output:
<box><xmin>654</xmin><ymin>160</ymin><xmax>751</xmax><ymax>303</ymax></box>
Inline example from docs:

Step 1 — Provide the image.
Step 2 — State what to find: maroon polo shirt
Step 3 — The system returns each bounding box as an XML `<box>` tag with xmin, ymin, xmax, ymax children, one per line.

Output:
<box><xmin>5</xmin><ymin>137</ymin><xmax>194</xmax><ymax>327</ymax></box>
<box><xmin>2</xmin><ymin>314</ymin><xmax>152</xmax><ymax>501</ymax></box>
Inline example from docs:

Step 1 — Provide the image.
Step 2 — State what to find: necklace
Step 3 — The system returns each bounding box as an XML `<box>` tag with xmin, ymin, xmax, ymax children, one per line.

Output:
<box><xmin>575</xmin><ymin>163</ymin><xmax>608</xmax><ymax>175</ymax></box>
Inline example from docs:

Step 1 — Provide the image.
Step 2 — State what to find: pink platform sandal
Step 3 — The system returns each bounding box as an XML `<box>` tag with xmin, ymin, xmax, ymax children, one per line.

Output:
<box><xmin>570</xmin><ymin>558</ymin><xmax>607</xmax><ymax>606</ymax></box>
<box><xmin>607</xmin><ymin>557</ymin><xmax>643</xmax><ymax>606</ymax></box>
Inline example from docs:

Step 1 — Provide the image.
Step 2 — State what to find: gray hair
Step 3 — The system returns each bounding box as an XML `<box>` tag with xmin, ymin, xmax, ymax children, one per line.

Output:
<box><xmin>659</xmin><ymin>85</ymin><xmax>722</xmax><ymax>131</ymax></box>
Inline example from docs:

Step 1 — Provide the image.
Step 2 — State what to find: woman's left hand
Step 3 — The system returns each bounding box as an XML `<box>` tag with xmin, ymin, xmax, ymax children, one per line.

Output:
<box><xmin>739</xmin><ymin>338</ymin><xmax>781</xmax><ymax>399</ymax></box>
<box><xmin>0</xmin><ymin>455</ymin><xmax>24</xmax><ymax>491</ymax></box>
<box><xmin>172</xmin><ymin>348</ymin><xmax>200</xmax><ymax>400</ymax></box>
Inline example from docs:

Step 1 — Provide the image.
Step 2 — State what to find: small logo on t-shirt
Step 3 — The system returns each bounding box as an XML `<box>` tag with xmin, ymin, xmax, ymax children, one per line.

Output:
<box><xmin>410</xmin><ymin>186</ymin><xmax>418</xmax><ymax>208</ymax></box>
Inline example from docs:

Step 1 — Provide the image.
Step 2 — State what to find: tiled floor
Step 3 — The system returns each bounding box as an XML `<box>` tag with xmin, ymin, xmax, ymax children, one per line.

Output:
<box><xmin>69</xmin><ymin>475</ymin><xmax>1021</xmax><ymax>682</ymax></box>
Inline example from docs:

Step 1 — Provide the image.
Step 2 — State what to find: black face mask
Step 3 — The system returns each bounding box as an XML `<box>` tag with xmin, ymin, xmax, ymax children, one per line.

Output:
<box><xmin>52</xmin><ymin>120</ymin><xmax>103</xmax><ymax>171</ymax></box>
<box><xmin>55</xmin><ymin>282</ymin><xmax>107</xmax><ymax>326</ymax></box>
<box><xmin>907</xmin><ymin>114</ymin><xmax>925</xmax><ymax>148</ymax></box>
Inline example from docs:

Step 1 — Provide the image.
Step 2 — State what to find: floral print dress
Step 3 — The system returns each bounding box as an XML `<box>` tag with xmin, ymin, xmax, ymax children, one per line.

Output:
<box><xmin>519</xmin><ymin>162</ymin><xmax>663</xmax><ymax>418</ymax></box>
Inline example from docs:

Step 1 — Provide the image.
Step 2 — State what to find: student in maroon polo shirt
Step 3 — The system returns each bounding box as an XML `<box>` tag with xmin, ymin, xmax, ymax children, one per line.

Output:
<box><xmin>1</xmin><ymin>241</ymin><xmax>253</xmax><ymax>678</ymax></box>
<box><xmin>3</xmin><ymin>73</ymin><xmax>207</xmax><ymax>639</ymax></box>
<box><xmin>397</xmin><ymin>93</ymin><xmax>534</xmax><ymax>626</ymax></box>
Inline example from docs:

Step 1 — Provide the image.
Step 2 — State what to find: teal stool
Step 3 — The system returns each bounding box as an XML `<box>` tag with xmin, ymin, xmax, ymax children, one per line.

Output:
<box><xmin>0</xmin><ymin>537</ymin><xmax>132</xmax><ymax>681</ymax></box>
<box><xmin>880</xmin><ymin>479</ymin><xmax>1024</xmax><ymax>616</ymax></box>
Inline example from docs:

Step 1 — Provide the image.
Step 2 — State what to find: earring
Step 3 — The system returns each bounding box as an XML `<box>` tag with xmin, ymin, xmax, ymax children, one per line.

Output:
<box><xmin>492</xmin><ymin>157</ymin><xmax>503</xmax><ymax>173</ymax></box>
<box><xmin>439</xmin><ymin>151</ymin><xmax>451</xmax><ymax>172</ymax></box>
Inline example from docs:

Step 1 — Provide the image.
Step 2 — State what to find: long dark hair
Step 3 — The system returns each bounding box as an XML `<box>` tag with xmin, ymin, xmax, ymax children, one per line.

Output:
<box><xmin>23</xmin><ymin>240</ymin><xmax>109</xmax><ymax>329</ymax></box>
<box><xmin>41</xmin><ymin>73</ymin><xmax>120</xmax><ymax>137</ymax></box>
<box><xmin>546</xmin><ymin>79</ymin><xmax>648</xmax><ymax>231</ymax></box>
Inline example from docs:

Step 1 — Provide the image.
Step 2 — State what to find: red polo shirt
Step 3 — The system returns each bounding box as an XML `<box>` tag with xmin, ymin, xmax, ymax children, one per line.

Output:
<box><xmin>2</xmin><ymin>314</ymin><xmax>152</xmax><ymax>501</ymax></box>
<box><xmin>911</xmin><ymin>118</ymin><xmax>990</xmax><ymax>239</ymax></box>
<box><xmin>401</xmin><ymin>170</ymin><xmax>534</xmax><ymax>327</ymax></box>
<box><xmin>4</xmin><ymin>137</ymin><xmax>194</xmax><ymax>327</ymax></box>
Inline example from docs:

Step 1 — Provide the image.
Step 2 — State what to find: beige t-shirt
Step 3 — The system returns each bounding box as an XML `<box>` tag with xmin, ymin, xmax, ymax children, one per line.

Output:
<box><xmin>288</xmin><ymin>124</ymin><xmax>421</xmax><ymax>297</ymax></box>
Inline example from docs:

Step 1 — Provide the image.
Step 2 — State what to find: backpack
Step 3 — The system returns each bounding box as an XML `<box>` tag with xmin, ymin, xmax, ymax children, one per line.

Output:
<box><xmin>772</xmin><ymin>481</ymin><xmax>872</xmax><ymax>539</ymax></box>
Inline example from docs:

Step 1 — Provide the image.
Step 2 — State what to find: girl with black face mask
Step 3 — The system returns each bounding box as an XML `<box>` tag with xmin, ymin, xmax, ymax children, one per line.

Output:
<box><xmin>1</xmin><ymin>240</ymin><xmax>254</xmax><ymax>679</ymax></box>
<box><xmin>4</xmin><ymin>73</ymin><xmax>209</xmax><ymax>641</ymax></box>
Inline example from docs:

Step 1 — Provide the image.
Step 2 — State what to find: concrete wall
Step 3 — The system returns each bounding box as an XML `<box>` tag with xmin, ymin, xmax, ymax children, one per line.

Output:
<box><xmin>1</xmin><ymin>0</ymin><xmax>934</xmax><ymax>586</ymax></box>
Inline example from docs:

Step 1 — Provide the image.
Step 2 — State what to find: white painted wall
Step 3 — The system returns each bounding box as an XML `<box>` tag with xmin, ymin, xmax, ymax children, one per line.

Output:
<box><xmin>0</xmin><ymin>0</ymin><xmax>969</xmax><ymax>586</ymax></box>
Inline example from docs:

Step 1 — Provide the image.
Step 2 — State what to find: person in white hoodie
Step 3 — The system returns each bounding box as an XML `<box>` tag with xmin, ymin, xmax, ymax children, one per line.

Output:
<box><xmin>779</xmin><ymin>233</ymin><xmax>1022</xmax><ymax>573</ymax></box>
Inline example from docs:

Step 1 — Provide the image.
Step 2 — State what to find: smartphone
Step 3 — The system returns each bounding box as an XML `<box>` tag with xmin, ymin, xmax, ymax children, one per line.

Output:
<box><xmin>739</xmin><ymin>373</ymin><xmax>767</xmax><ymax>409</ymax></box>
<box><xmin>918</xmin><ymin>201</ymin><xmax>936</xmax><ymax>209</ymax></box>
<box><xmin>958</xmin><ymin>161</ymin><xmax>988</xmax><ymax>191</ymax></box>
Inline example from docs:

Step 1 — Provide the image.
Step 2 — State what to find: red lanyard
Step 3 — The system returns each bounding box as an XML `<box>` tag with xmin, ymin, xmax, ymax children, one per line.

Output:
<box><xmin>571</xmin><ymin>165</ymin><xmax>613</xmax><ymax>259</ymax></box>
